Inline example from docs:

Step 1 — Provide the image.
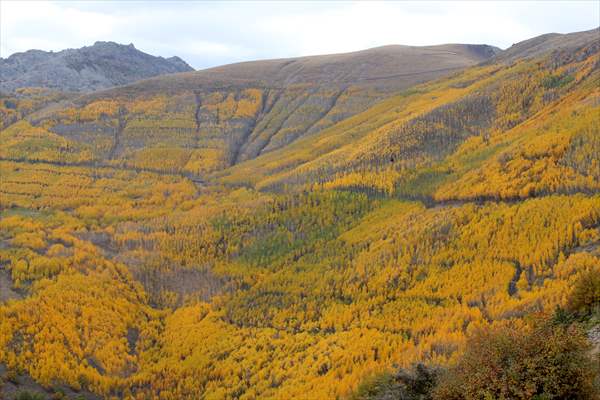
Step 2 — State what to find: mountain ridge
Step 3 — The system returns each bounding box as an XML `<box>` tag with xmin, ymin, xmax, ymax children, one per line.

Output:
<box><xmin>0</xmin><ymin>41</ymin><xmax>194</xmax><ymax>93</ymax></box>
<box><xmin>491</xmin><ymin>27</ymin><xmax>599</xmax><ymax>63</ymax></box>
<box><xmin>86</xmin><ymin>42</ymin><xmax>499</xmax><ymax>98</ymax></box>
<box><xmin>3</xmin><ymin>41</ymin><xmax>500</xmax><ymax>173</ymax></box>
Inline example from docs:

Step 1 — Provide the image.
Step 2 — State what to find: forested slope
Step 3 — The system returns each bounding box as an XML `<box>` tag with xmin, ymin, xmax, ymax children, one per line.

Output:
<box><xmin>1</xmin><ymin>43</ymin><xmax>496</xmax><ymax>175</ymax></box>
<box><xmin>0</xmin><ymin>30</ymin><xmax>598</xmax><ymax>399</ymax></box>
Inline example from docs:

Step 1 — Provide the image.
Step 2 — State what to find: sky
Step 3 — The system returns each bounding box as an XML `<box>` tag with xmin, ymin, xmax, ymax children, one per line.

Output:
<box><xmin>1</xmin><ymin>1</ymin><xmax>598</xmax><ymax>70</ymax></box>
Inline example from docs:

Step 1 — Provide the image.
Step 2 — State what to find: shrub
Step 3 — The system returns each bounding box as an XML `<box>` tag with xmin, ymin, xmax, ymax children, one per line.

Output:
<box><xmin>5</xmin><ymin>370</ymin><xmax>19</xmax><ymax>385</ymax></box>
<box><xmin>14</xmin><ymin>391</ymin><xmax>46</xmax><ymax>400</ymax></box>
<box><xmin>350</xmin><ymin>372</ymin><xmax>397</xmax><ymax>400</ymax></box>
<box><xmin>568</xmin><ymin>268</ymin><xmax>600</xmax><ymax>318</ymax></box>
<box><xmin>433</xmin><ymin>320</ymin><xmax>599</xmax><ymax>400</ymax></box>
<box><xmin>351</xmin><ymin>363</ymin><xmax>442</xmax><ymax>400</ymax></box>
<box><xmin>542</xmin><ymin>74</ymin><xmax>574</xmax><ymax>89</ymax></box>
<box><xmin>51</xmin><ymin>388</ymin><xmax>66</xmax><ymax>399</ymax></box>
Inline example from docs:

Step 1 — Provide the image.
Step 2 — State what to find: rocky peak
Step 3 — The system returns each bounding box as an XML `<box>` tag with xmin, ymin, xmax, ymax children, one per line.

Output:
<box><xmin>0</xmin><ymin>42</ymin><xmax>194</xmax><ymax>93</ymax></box>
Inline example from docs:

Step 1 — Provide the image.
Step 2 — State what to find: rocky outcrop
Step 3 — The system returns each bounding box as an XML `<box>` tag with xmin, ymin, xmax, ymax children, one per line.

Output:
<box><xmin>0</xmin><ymin>41</ymin><xmax>193</xmax><ymax>93</ymax></box>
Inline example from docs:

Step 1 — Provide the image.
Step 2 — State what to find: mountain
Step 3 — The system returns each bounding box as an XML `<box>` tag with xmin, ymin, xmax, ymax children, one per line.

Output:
<box><xmin>0</xmin><ymin>29</ymin><xmax>598</xmax><ymax>400</ymax></box>
<box><xmin>1</xmin><ymin>43</ymin><xmax>498</xmax><ymax>174</ymax></box>
<box><xmin>0</xmin><ymin>41</ymin><xmax>194</xmax><ymax>93</ymax></box>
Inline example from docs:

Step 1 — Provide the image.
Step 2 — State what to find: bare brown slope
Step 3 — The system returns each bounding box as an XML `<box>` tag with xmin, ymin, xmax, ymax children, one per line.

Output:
<box><xmin>492</xmin><ymin>27</ymin><xmax>599</xmax><ymax>63</ymax></box>
<box><xmin>194</xmin><ymin>43</ymin><xmax>500</xmax><ymax>89</ymax></box>
<box><xmin>88</xmin><ymin>43</ymin><xmax>499</xmax><ymax>99</ymax></box>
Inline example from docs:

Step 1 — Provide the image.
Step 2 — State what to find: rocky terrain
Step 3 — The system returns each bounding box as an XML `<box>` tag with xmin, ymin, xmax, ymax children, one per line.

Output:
<box><xmin>0</xmin><ymin>41</ymin><xmax>193</xmax><ymax>93</ymax></box>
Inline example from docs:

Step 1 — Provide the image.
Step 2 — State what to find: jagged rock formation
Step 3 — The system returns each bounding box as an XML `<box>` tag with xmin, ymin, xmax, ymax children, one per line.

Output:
<box><xmin>0</xmin><ymin>41</ymin><xmax>193</xmax><ymax>93</ymax></box>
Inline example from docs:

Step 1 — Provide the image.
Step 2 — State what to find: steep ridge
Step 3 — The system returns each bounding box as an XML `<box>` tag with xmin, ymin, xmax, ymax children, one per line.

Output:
<box><xmin>0</xmin><ymin>41</ymin><xmax>193</xmax><ymax>93</ymax></box>
<box><xmin>0</xmin><ymin>43</ymin><xmax>497</xmax><ymax>176</ymax></box>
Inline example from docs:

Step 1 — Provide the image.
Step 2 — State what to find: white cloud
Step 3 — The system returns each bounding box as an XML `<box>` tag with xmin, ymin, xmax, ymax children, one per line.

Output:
<box><xmin>1</xmin><ymin>0</ymin><xmax>598</xmax><ymax>69</ymax></box>
<box><xmin>1</xmin><ymin>1</ymin><xmax>122</xmax><ymax>54</ymax></box>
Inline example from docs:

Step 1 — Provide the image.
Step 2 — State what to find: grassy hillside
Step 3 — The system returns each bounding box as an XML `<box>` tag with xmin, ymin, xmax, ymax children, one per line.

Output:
<box><xmin>0</xmin><ymin>32</ymin><xmax>598</xmax><ymax>400</ymax></box>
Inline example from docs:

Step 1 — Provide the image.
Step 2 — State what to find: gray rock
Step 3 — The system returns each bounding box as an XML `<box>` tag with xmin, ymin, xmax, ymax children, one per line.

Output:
<box><xmin>0</xmin><ymin>41</ymin><xmax>194</xmax><ymax>93</ymax></box>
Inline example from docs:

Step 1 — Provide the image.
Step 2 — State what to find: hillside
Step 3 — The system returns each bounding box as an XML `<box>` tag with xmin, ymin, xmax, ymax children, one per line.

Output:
<box><xmin>492</xmin><ymin>27</ymin><xmax>599</xmax><ymax>63</ymax></box>
<box><xmin>140</xmin><ymin>43</ymin><xmax>499</xmax><ymax>90</ymax></box>
<box><xmin>0</xmin><ymin>29</ymin><xmax>599</xmax><ymax>400</ymax></box>
<box><xmin>0</xmin><ymin>41</ymin><xmax>193</xmax><ymax>93</ymax></box>
<box><xmin>1</xmin><ymin>43</ymin><xmax>497</xmax><ymax>174</ymax></box>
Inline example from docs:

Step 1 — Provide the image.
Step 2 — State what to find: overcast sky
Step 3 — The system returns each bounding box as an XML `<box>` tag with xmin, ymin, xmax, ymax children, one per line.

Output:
<box><xmin>1</xmin><ymin>1</ymin><xmax>598</xmax><ymax>69</ymax></box>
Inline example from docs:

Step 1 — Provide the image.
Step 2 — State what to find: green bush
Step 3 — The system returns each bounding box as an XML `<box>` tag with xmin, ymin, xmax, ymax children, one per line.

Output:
<box><xmin>14</xmin><ymin>391</ymin><xmax>46</xmax><ymax>400</ymax></box>
<box><xmin>542</xmin><ymin>74</ymin><xmax>574</xmax><ymax>89</ymax></box>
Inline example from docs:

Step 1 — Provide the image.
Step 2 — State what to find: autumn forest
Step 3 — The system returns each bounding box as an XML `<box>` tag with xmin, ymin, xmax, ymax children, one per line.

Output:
<box><xmin>0</xmin><ymin>20</ymin><xmax>599</xmax><ymax>400</ymax></box>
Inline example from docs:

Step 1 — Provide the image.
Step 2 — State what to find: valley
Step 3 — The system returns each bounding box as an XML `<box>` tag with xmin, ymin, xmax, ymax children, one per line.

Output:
<box><xmin>0</xmin><ymin>27</ymin><xmax>598</xmax><ymax>400</ymax></box>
